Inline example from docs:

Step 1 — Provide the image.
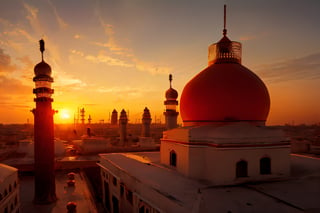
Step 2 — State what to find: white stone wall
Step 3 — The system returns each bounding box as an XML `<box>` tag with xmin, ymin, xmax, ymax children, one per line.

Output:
<box><xmin>161</xmin><ymin>140</ymin><xmax>290</xmax><ymax>185</ymax></box>
<box><xmin>0</xmin><ymin>164</ymin><xmax>20</xmax><ymax>213</ymax></box>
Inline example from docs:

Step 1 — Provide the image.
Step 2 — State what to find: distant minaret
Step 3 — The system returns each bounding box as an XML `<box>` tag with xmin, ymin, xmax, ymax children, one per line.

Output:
<box><xmin>141</xmin><ymin>107</ymin><xmax>152</xmax><ymax>137</ymax></box>
<box><xmin>88</xmin><ymin>115</ymin><xmax>92</xmax><ymax>125</ymax></box>
<box><xmin>164</xmin><ymin>74</ymin><xmax>179</xmax><ymax>129</ymax></box>
<box><xmin>119</xmin><ymin>109</ymin><xmax>128</xmax><ymax>146</ymax></box>
<box><xmin>111</xmin><ymin>109</ymin><xmax>118</xmax><ymax>125</ymax></box>
<box><xmin>32</xmin><ymin>39</ymin><xmax>57</xmax><ymax>204</ymax></box>
<box><xmin>80</xmin><ymin>108</ymin><xmax>85</xmax><ymax>125</ymax></box>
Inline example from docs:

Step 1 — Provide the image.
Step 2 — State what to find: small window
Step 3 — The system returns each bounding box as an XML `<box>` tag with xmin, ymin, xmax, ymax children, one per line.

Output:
<box><xmin>15</xmin><ymin>196</ymin><xmax>18</xmax><ymax>205</ymax></box>
<box><xmin>170</xmin><ymin>150</ymin><xmax>177</xmax><ymax>167</ymax></box>
<box><xmin>4</xmin><ymin>189</ymin><xmax>8</xmax><ymax>196</ymax></box>
<box><xmin>139</xmin><ymin>206</ymin><xmax>145</xmax><ymax>213</ymax></box>
<box><xmin>236</xmin><ymin>160</ymin><xmax>248</xmax><ymax>178</ymax></box>
<box><xmin>120</xmin><ymin>184</ymin><xmax>124</xmax><ymax>197</ymax></box>
<box><xmin>260</xmin><ymin>157</ymin><xmax>271</xmax><ymax>175</ymax></box>
<box><xmin>0</xmin><ymin>193</ymin><xmax>3</xmax><ymax>201</ymax></box>
<box><xmin>112</xmin><ymin>177</ymin><xmax>117</xmax><ymax>186</ymax></box>
<box><xmin>126</xmin><ymin>190</ymin><xmax>133</xmax><ymax>204</ymax></box>
<box><xmin>14</xmin><ymin>181</ymin><xmax>17</xmax><ymax>188</ymax></box>
<box><xmin>9</xmin><ymin>184</ymin><xmax>12</xmax><ymax>193</ymax></box>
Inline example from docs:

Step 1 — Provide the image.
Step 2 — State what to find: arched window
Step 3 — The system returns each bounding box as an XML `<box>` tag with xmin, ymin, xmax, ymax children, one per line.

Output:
<box><xmin>236</xmin><ymin>160</ymin><xmax>248</xmax><ymax>178</ymax></box>
<box><xmin>260</xmin><ymin>157</ymin><xmax>271</xmax><ymax>175</ymax></box>
<box><xmin>169</xmin><ymin>150</ymin><xmax>177</xmax><ymax>167</ymax></box>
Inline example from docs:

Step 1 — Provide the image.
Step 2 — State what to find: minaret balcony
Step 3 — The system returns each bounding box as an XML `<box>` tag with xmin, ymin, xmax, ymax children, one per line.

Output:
<box><xmin>33</xmin><ymin>87</ymin><xmax>54</xmax><ymax>95</ymax></box>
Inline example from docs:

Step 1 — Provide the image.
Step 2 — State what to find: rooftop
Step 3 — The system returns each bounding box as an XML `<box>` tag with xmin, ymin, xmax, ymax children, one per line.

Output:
<box><xmin>19</xmin><ymin>170</ymin><xmax>97</xmax><ymax>213</ymax></box>
<box><xmin>99</xmin><ymin>152</ymin><xmax>320</xmax><ymax>213</ymax></box>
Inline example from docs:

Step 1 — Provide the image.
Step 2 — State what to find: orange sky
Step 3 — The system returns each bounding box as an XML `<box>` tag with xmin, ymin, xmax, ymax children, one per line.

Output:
<box><xmin>1</xmin><ymin>0</ymin><xmax>320</xmax><ymax>125</ymax></box>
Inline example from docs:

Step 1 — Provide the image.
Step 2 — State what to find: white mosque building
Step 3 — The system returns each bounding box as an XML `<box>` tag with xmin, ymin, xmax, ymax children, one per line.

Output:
<box><xmin>0</xmin><ymin>164</ymin><xmax>20</xmax><ymax>213</ymax></box>
<box><xmin>98</xmin><ymin>5</ymin><xmax>319</xmax><ymax>213</ymax></box>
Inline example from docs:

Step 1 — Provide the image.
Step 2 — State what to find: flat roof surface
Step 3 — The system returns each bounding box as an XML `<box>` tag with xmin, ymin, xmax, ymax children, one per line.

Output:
<box><xmin>19</xmin><ymin>171</ymin><xmax>97</xmax><ymax>213</ymax></box>
<box><xmin>100</xmin><ymin>152</ymin><xmax>320</xmax><ymax>213</ymax></box>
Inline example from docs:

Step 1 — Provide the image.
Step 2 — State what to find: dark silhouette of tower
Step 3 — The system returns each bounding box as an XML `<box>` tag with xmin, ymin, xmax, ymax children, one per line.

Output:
<box><xmin>32</xmin><ymin>39</ymin><xmax>57</xmax><ymax>204</ymax></box>
<box><xmin>80</xmin><ymin>108</ymin><xmax>85</xmax><ymax>125</ymax></box>
<box><xmin>164</xmin><ymin>74</ymin><xmax>179</xmax><ymax>129</ymax></box>
<box><xmin>119</xmin><ymin>109</ymin><xmax>128</xmax><ymax>146</ymax></box>
<box><xmin>88</xmin><ymin>115</ymin><xmax>92</xmax><ymax>125</ymax></box>
<box><xmin>111</xmin><ymin>109</ymin><xmax>118</xmax><ymax>125</ymax></box>
<box><xmin>141</xmin><ymin>107</ymin><xmax>152</xmax><ymax>137</ymax></box>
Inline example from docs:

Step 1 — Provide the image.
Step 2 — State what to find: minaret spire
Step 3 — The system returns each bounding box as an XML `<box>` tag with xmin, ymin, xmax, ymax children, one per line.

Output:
<box><xmin>39</xmin><ymin>39</ymin><xmax>45</xmax><ymax>61</ymax></box>
<box><xmin>223</xmin><ymin>4</ymin><xmax>227</xmax><ymax>36</ymax></box>
<box><xmin>169</xmin><ymin>74</ymin><xmax>172</xmax><ymax>88</ymax></box>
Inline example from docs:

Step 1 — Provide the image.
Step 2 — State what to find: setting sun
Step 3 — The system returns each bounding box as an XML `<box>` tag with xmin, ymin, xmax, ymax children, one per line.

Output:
<box><xmin>59</xmin><ymin>109</ymin><xmax>71</xmax><ymax>120</ymax></box>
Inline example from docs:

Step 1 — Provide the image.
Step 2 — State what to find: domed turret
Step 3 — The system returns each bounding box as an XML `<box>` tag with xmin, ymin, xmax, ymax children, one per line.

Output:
<box><xmin>165</xmin><ymin>75</ymin><xmax>178</xmax><ymax>100</ymax></box>
<box><xmin>34</xmin><ymin>61</ymin><xmax>52</xmax><ymax>77</ymax></box>
<box><xmin>164</xmin><ymin>74</ymin><xmax>179</xmax><ymax>129</ymax></box>
<box><xmin>180</xmin><ymin>6</ymin><xmax>270</xmax><ymax>127</ymax></box>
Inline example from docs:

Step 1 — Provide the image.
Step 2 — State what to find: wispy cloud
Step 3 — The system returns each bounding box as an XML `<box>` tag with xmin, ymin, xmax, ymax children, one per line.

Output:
<box><xmin>47</xmin><ymin>0</ymin><xmax>68</xmax><ymax>29</ymax></box>
<box><xmin>23</xmin><ymin>3</ymin><xmax>42</xmax><ymax>34</ymax></box>
<box><xmin>74</xmin><ymin>34</ymin><xmax>81</xmax><ymax>39</ymax></box>
<box><xmin>97</xmin><ymin>86</ymin><xmax>149</xmax><ymax>98</ymax></box>
<box><xmin>91</xmin><ymin>16</ymin><xmax>171</xmax><ymax>75</ymax></box>
<box><xmin>255</xmin><ymin>52</ymin><xmax>320</xmax><ymax>83</ymax></box>
<box><xmin>54</xmin><ymin>69</ymin><xmax>87</xmax><ymax>92</ymax></box>
<box><xmin>85</xmin><ymin>51</ymin><xmax>134</xmax><ymax>68</ymax></box>
<box><xmin>0</xmin><ymin>75</ymin><xmax>31</xmax><ymax>94</ymax></box>
<box><xmin>239</xmin><ymin>35</ymin><xmax>257</xmax><ymax>41</ymax></box>
<box><xmin>0</xmin><ymin>48</ymin><xmax>17</xmax><ymax>73</ymax></box>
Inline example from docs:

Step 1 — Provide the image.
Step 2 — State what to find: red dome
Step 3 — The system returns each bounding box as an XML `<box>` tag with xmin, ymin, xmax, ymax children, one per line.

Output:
<box><xmin>180</xmin><ymin>63</ymin><xmax>270</xmax><ymax>126</ymax></box>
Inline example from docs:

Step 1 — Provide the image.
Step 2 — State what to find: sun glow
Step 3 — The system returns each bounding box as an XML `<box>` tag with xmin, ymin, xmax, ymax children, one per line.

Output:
<box><xmin>60</xmin><ymin>109</ymin><xmax>71</xmax><ymax>120</ymax></box>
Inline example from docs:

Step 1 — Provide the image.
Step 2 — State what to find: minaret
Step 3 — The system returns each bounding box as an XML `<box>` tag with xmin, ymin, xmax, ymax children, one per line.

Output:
<box><xmin>119</xmin><ymin>109</ymin><xmax>128</xmax><ymax>146</ymax></box>
<box><xmin>111</xmin><ymin>109</ymin><xmax>118</xmax><ymax>125</ymax></box>
<box><xmin>32</xmin><ymin>39</ymin><xmax>57</xmax><ymax>204</ymax></box>
<box><xmin>141</xmin><ymin>107</ymin><xmax>152</xmax><ymax>137</ymax></box>
<box><xmin>164</xmin><ymin>74</ymin><xmax>179</xmax><ymax>130</ymax></box>
<box><xmin>80</xmin><ymin>108</ymin><xmax>85</xmax><ymax>125</ymax></box>
<box><xmin>88</xmin><ymin>115</ymin><xmax>92</xmax><ymax>125</ymax></box>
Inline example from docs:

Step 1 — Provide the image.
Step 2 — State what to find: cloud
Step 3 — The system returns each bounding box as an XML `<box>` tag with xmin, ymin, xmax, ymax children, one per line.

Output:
<box><xmin>23</xmin><ymin>3</ymin><xmax>42</xmax><ymax>34</ymax></box>
<box><xmin>133</xmin><ymin>58</ymin><xmax>171</xmax><ymax>75</ymax></box>
<box><xmin>93</xmin><ymin>17</ymin><xmax>172</xmax><ymax>75</ymax></box>
<box><xmin>47</xmin><ymin>0</ymin><xmax>68</xmax><ymax>29</ymax></box>
<box><xmin>239</xmin><ymin>35</ymin><xmax>257</xmax><ymax>41</ymax></box>
<box><xmin>97</xmin><ymin>86</ymin><xmax>148</xmax><ymax>98</ymax></box>
<box><xmin>0</xmin><ymin>48</ymin><xmax>17</xmax><ymax>73</ymax></box>
<box><xmin>74</xmin><ymin>34</ymin><xmax>81</xmax><ymax>39</ymax></box>
<box><xmin>255</xmin><ymin>52</ymin><xmax>320</xmax><ymax>83</ymax></box>
<box><xmin>54</xmin><ymin>70</ymin><xmax>87</xmax><ymax>92</ymax></box>
<box><xmin>85</xmin><ymin>51</ymin><xmax>134</xmax><ymax>68</ymax></box>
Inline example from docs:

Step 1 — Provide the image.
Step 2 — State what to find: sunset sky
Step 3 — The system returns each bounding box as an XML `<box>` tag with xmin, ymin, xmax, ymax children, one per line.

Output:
<box><xmin>0</xmin><ymin>0</ymin><xmax>320</xmax><ymax>125</ymax></box>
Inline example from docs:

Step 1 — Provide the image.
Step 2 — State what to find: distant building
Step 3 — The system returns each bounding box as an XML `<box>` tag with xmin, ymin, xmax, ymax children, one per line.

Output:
<box><xmin>139</xmin><ymin>107</ymin><xmax>155</xmax><ymax>147</ymax></box>
<box><xmin>111</xmin><ymin>109</ymin><xmax>118</xmax><ymax>126</ymax></box>
<box><xmin>0</xmin><ymin>164</ymin><xmax>20</xmax><ymax>213</ymax></box>
<box><xmin>119</xmin><ymin>109</ymin><xmax>128</xmax><ymax>146</ymax></box>
<box><xmin>141</xmin><ymin>107</ymin><xmax>152</xmax><ymax>137</ymax></box>
<box><xmin>97</xmin><ymin>5</ymin><xmax>297</xmax><ymax>213</ymax></box>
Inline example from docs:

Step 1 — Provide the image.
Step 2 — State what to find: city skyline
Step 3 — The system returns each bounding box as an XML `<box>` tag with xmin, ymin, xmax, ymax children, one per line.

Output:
<box><xmin>1</xmin><ymin>0</ymin><xmax>320</xmax><ymax>124</ymax></box>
